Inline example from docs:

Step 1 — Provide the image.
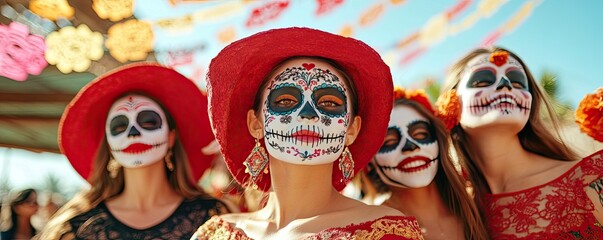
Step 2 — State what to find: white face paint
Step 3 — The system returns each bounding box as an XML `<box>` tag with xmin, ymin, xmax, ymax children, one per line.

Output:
<box><xmin>260</xmin><ymin>59</ymin><xmax>351</xmax><ymax>165</ymax></box>
<box><xmin>457</xmin><ymin>53</ymin><xmax>532</xmax><ymax>131</ymax></box>
<box><xmin>373</xmin><ymin>105</ymin><xmax>439</xmax><ymax>188</ymax></box>
<box><xmin>106</xmin><ymin>95</ymin><xmax>169</xmax><ymax>168</ymax></box>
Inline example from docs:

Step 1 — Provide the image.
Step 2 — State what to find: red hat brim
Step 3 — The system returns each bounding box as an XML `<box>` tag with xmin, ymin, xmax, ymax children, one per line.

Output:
<box><xmin>59</xmin><ymin>63</ymin><xmax>214</xmax><ymax>181</ymax></box>
<box><xmin>207</xmin><ymin>27</ymin><xmax>393</xmax><ymax>191</ymax></box>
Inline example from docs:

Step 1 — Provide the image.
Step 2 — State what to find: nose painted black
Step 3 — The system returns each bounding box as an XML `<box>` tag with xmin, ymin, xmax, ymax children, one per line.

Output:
<box><xmin>128</xmin><ymin>126</ymin><xmax>141</xmax><ymax>137</ymax></box>
<box><xmin>298</xmin><ymin>102</ymin><xmax>319</xmax><ymax>120</ymax></box>
<box><xmin>496</xmin><ymin>78</ymin><xmax>513</xmax><ymax>90</ymax></box>
<box><xmin>401</xmin><ymin>139</ymin><xmax>420</xmax><ymax>152</ymax></box>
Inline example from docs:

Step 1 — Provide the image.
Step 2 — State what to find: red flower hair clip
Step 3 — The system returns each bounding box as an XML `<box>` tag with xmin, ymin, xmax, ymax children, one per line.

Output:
<box><xmin>489</xmin><ymin>50</ymin><xmax>509</xmax><ymax>67</ymax></box>
<box><xmin>393</xmin><ymin>86</ymin><xmax>435</xmax><ymax>114</ymax></box>
<box><xmin>435</xmin><ymin>89</ymin><xmax>461</xmax><ymax>131</ymax></box>
<box><xmin>575</xmin><ymin>88</ymin><xmax>603</xmax><ymax>142</ymax></box>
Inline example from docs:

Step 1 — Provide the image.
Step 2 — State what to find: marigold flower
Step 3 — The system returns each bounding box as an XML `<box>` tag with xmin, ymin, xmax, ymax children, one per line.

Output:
<box><xmin>489</xmin><ymin>50</ymin><xmax>509</xmax><ymax>67</ymax></box>
<box><xmin>393</xmin><ymin>86</ymin><xmax>435</xmax><ymax>114</ymax></box>
<box><xmin>575</xmin><ymin>88</ymin><xmax>603</xmax><ymax>142</ymax></box>
<box><xmin>435</xmin><ymin>89</ymin><xmax>461</xmax><ymax>131</ymax></box>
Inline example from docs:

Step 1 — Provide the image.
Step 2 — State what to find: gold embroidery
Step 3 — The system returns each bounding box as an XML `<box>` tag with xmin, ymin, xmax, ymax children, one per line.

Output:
<box><xmin>351</xmin><ymin>218</ymin><xmax>424</xmax><ymax>240</ymax></box>
<box><xmin>194</xmin><ymin>216</ymin><xmax>251</xmax><ymax>240</ymax></box>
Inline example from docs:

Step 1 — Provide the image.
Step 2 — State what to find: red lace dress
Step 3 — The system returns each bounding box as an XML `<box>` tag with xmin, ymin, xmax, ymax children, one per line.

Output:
<box><xmin>484</xmin><ymin>150</ymin><xmax>603</xmax><ymax>239</ymax></box>
<box><xmin>193</xmin><ymin>215</ymin><xmax>424</xmax><ymax>239</ymax></box>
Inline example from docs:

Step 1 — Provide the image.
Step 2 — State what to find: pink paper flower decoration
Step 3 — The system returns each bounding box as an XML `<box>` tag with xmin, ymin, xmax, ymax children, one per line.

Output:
<box><xmin>0</xmin><ymin>22</ymin><xmax>47</xmax><ymax>81</ymax></box>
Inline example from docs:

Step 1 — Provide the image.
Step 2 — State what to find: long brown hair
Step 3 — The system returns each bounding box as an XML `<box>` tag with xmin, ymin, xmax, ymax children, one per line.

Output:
<box><xmin>442</xmin><ymin>46</ymin><xmax>578</xmax><ymax>210</ymax></box>
<box><xmin>38</xmin><ymin>94</ymin><xmax>209</xmax><ymax>239</ymax></box>
<box><xmin>364</xmin><ymin>98</ymin><xmax>490</xmax><ymax>240</ymax></box>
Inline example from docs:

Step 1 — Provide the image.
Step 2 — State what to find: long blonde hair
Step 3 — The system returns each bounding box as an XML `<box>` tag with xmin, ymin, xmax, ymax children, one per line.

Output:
<box><xmin>364</xmin><ymin>99</ymin><xmax>490</xmax><ymax>240</ymax></box>
<box><xmin>442</xmin><ymin>46</ymin><xmax>578</xmax><ymax>209</ymax></box>
<box><xmin>38</xmin><ymin>96</ymin><xmax>208</xmax><ymax>239</ymax></box>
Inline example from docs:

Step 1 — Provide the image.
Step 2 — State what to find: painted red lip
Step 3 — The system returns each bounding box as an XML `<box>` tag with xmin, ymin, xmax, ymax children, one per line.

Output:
<box><xmin>396</xmin><ymin>156</ymin><xmax>433</xmax><ymax>173</ymax></box>
<box><xmin>121</xmin><ymin>143</ymin><xmax>152</xmax><ymax>154</ymax></box>
<box><xmin>291</xmin><ymin>130</ymin><xmax>320</xmax><ymax>143</ymax></box>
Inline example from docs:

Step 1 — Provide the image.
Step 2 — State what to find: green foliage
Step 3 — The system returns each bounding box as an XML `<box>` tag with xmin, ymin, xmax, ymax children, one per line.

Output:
<box><xmin>538</xmin><ymin>70</ymin><xmax>574</xmax><ymax>122</ymax></box>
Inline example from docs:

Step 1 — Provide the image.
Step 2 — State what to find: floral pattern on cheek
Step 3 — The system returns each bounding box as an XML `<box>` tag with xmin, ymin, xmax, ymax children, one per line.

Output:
<box><xmin>321</xmin><ymin>116</ymin><xmax>332</xmax><ymax>126</ymax></box>
<box><xmin>280</xmin><ymin>115</ymin><xmax>292</xmax><ymax>124</ymax></box>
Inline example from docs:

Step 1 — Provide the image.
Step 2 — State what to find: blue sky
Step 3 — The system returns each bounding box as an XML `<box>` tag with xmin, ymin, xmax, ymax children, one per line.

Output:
<box><xmin>2</xmin><ymin>0</ymin><xmax>602</xmax><ymax>191</ymax></box>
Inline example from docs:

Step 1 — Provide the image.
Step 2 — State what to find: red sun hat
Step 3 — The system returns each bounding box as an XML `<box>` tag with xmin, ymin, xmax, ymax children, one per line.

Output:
<box><xmin>59</xmin><ymin>62</ymin><xmax>214</xmax><ymax>181</ymax></box>
<box><xmin>207</xmin><ymin>27</ymin><xmax>393</xmax><ymax>191</ymax></box>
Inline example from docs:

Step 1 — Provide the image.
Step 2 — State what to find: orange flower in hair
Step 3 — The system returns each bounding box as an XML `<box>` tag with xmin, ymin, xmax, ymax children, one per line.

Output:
<box><xmin>393</xmin><ymin>86</ymin><xmax>435</xmax><ymax>114</ymax></box>
<box><xmin>575</xmin><ymin>88</ymin><xmax>603</xmax><ymax>142</ymax></box>
<box><xmin>435</xmin><ymin>89</ymin><xmax>461</xmax><ymax>131</ymax></box>
<box><xmin>489</xmin><ymin>50</ymin><xmax>509</xmax><ymax>67</ymax></box>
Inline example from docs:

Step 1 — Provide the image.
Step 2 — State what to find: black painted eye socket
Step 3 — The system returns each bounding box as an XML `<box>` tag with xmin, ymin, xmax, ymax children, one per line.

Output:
<box><xmin>109</xmin><ymin>115</ymin><xmax>129</xmax><ymax>136</ymax></box>
<box><xmin>379</xmin><ymin>127</ymin><xmax>401</xmax><ymax>153</ymax></box>
<box><xmin>467</xmin><ymin>69</ymin><xmax>496</xmax><ymax>88</ymax></box>
<box><xmin>506</xmin><ymin>70</ymin><xmax>528</xmax><ymax>89</ymax></box>
<box><xmin>313</xmin><ymin>87</ymin><xmax>346</xmax><ymax>117</ymax></box>
<box><xmin>407</xmin><ymin>121</ymin><xmax>436</xmax><ymax>144</ymax></box>
<box><xmin>268</xmin><ymin>86</ymin><xmax>303</xmax><ymax>114</ymax></box>
<box><xmin>137</xmin><ymin>110</ymin><xmax>163</xmax><ymax>130</ymax></box>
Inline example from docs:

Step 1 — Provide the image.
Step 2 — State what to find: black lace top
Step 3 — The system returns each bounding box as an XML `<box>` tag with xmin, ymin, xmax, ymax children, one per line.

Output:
<box><xmin>64</xmin><ymin>197</ymin><xmax>228</xmax><ymax>240</ymax></box>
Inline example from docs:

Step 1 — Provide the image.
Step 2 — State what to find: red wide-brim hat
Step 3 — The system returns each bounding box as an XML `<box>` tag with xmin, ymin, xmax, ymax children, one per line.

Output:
<box><xmin>207</xmin><ymin>27</ymin><xmax>393</xmax><ymax>191</ymax></box>
<box><xmin>59</xmin><ymin>62</ymin><xmax>214</xmax><ymax>181</ymax></box>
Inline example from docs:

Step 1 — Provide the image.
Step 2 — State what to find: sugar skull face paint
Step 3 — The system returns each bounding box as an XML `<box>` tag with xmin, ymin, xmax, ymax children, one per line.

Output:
<box><xmin>373</xmin><ymin>105</ymin><xmax>439</xmax><ymax>188</ymax></box>
<box><xmin>106</xmin><ymin>95</ymin><xmax>169</xmax><ymax>168</ymax></box>
<box><xmin>457</xmin><ymin>52</ymin><xmax>532</xmax><ymax>130</ymax></box>
<box><xmin>260</xmin><ymin>59</ymin><xmax>351</xmax><ymax>165</ymax></box>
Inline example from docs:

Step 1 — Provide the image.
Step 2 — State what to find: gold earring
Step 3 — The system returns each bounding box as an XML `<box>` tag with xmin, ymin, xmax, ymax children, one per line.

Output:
<box><xmin>165</xmin><ymin>149</ymin><xmax>174</xmax><ymax>171</ymax></box>
<box><xmin>107</xmin><ymin>158</ymin><xmax>121</xmax><ymax>178</ymax></box>
<box><xmin>244</xmin><ymin>138</ymin><xmax>269</xmax><ymax>189</ymax></box>
<box><xmin>338</xmin><ymin>147</ymin><xmax>354</xmax><ymax>183</ymax></box>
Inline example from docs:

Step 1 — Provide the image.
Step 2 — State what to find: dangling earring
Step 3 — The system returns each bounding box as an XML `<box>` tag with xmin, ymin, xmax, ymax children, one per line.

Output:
<box><xmin>244</xmin><ymin>138</ymin><xmax>269</xmax><ymax>189</ymax></box>
<box><xmin>107</xmin><ymin>158</ymin><xmax>121</xmax><ymax>178</ymax></box>
<box><xmin>165</xmin><ymin>149</ymin><xmax>174</xmax><ymax>172</ymax></box>
<box><xmin>338</xmin><ymin>146</ymin><xmax>354</xmax><ymax>183</ymax></box>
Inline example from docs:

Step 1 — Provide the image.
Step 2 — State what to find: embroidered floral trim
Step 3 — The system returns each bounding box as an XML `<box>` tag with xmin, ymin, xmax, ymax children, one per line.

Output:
<box><xmin>485</xmin><ymin>150</ymin><xmax>603</xmax><ymax>239</ymax></box>
<box><xmin>434</xmin><ymin>89</ymin><xmax>461</xmax><ymax>131</ymax></box>
<box><xmin>194</xmin><ymin>216</ymin><xmax>251</xmax><ymax>240</ymax></box>
<box><xmin>575</xmin><ymin>88</ymin><xmax>603</xmax><ymax>142</ymax></box>
<box><xmin>307</xmin><ymin>216</ymin><xmax>424</xmax><ymax>240</ymax></box>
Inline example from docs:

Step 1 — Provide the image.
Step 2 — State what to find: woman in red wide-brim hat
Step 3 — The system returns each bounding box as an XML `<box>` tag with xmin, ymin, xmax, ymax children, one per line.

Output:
<box><xmin>38</xmin><ymin>63</ymin><xmax>230</xmax><ymax>239</ymax></box>
<box><xmin>193</xmin><ymin>27</ymin><xmax>424</xmax><ymax>239</ymax></box>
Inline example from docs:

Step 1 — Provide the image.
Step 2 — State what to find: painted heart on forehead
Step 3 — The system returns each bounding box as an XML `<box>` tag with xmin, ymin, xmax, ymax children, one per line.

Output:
<box><xmin>373</xmin><ymin>105</ymin><xmax>439</xmax><ymax>188</ymax></box>
<box><xmin>457</xmin><ymin>52</ymin><xmax>533</xmax><ymax>130</ymax></box>
<box><xmin>261</xmin><ymin>59</ymin><xmax>352</xmax><ymax>165</ymax></box>
<box><xmin>105</xmin><ymin>95</ymin><xmax>170</xmax><ymax>168</ymax></box>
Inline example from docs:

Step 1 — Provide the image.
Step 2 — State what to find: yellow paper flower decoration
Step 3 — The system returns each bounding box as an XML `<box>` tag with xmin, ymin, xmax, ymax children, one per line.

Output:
<box><xmin>92</xmin><ymin>0</ymin><xmax>134</xmax><ymax>22</ymax></box>
<box><xmin>105</xmin><ymin>20</ymin><xmax>154</xmax><ymax>63</ymax></box>
<box><xmin>575</xmin><ymin>88</ymin><xmax>603</xmax><ymax>142</ymax></box>
<box><xmin>45</xmin><ymin>24</ymin><xmax>104</xmax><ymax>73</ymax></box>
<box><xmin>29</xmin><ymin>0</ymin><xmax>75</xmax><ymax>21</ymax></box>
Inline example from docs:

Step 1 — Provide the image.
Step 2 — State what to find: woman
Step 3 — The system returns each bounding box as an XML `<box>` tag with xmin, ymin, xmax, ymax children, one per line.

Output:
<box><xmin>38</xmin><ymin>63</ymin><xmax>229</xmax><ymax>239</ymax></box>
<box><xmin>0</xmin><ymin>188</ymin><xmax>39</xmax><ymax>239</ymax></box>
<box><xmin>439</xmin><ymin>47</ymin><xmax>603</xmax><ymax>239</ymax></box>
<box><xmin>365</xmin><ymin>87</ymin><xmax>489</xmax><ymax>240</ymax></box>
<box><xmin>193</xmin><ymin>27</ymin><xmax>424</xmax><ymax>239</ymax></box>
